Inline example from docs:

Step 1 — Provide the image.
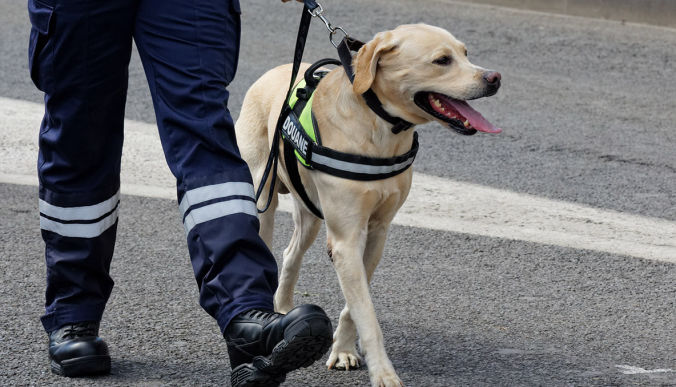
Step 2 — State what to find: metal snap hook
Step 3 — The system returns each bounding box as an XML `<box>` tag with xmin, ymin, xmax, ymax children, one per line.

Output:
<box><xmin>307</xmin><ymin>2</ymin><xmax>350</xmax><ymax>47</ymax></box>
<box><xmin>329</xmin><ymin>27</ymin><xmax>348</xmax><ymax>48</ymax></box>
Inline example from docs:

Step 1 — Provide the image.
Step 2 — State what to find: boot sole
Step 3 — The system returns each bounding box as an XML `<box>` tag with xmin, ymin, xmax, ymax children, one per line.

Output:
<box><xmin>51</xmin><ymin>355</ymin><xmax>111</xmax><ymax>377</ymax></box>
<box><xmin>230</xmin><ymin>313</ymin><xmax>332</xmax><ymax>387</ymax></box>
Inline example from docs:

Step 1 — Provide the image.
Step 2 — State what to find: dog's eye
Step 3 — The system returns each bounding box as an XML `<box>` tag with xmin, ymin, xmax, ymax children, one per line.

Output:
<box><xmin>464</xmin><ymin>49</ymin><xmax>468</xmax><ymax>57</ymax></box>
<box><xmin>433</xmin><ymin>55</ymin><xmax>452</xmax><ymax>66</ymax></box>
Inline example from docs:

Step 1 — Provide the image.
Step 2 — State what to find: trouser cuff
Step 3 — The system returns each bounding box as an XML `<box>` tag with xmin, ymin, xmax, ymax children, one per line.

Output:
<box><xmin>40</xmin><ymin>302</ymin><xmax>106</xmax><ymax>333</ymax></box>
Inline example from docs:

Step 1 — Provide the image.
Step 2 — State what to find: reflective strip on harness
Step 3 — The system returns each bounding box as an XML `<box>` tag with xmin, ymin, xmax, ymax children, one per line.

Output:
<box><xmin>309</xmin><ymin>132</ymin><xmax>419</xmax><ymax>181</ymax></box>
<box><xmin>312</xmin><ymin>151</ymin><xmax>415</xmax><ymax>176</ymax></box>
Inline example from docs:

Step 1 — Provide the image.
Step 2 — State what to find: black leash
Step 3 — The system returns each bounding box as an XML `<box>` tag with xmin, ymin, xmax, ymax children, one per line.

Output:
<box><xmin>254</xmin><ymin>0</ymin><xmax>319</xmax><ymax>214</ymax></box>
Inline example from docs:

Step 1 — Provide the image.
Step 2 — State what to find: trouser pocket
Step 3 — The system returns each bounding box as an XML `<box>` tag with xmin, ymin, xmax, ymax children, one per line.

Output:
<box><xmin>226</xmin><ymin>0</ymin><xmax>241</xmax><ymax>83</ymax></box>
<box><xmin>28</xmin><ymin>0</ymin><xmax>54</xmax><ymax>91</ymax></box>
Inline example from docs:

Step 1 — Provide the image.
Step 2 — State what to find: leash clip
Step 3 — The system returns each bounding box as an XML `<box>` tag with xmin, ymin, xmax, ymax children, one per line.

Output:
<box><xmin>308</xmin><ymin>3</ymin><xmax>324</xmax><ymax>17</ymax></box>
<box><xmin>308</xmin><ymin>2</ymin><xmax>349</xmax><ymax>48</ymax></box>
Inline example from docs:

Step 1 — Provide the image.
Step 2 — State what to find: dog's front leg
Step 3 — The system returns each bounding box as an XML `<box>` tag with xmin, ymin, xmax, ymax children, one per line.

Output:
<box><xmin>328</xmin><ymin>226</ymin><xmax>403</xmax><ymax>387</ymax></box>
<box><xmin>327</xmin><ymin>223</ymin><xmax>391</xmax><ymax>372</ymax></box>
<box><xmin>327</xmin><ymin>304</ymin><xmax>361</xmax><ymax>370</ymax></box>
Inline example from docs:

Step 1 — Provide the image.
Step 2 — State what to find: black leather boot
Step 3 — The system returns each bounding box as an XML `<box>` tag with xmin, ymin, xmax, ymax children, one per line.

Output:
<box><xmin>48</xmin><ymin>321</ymin><xmax>111</xmax><ymax>377</ymax></box>
<box><xmin>224</xmin><ymin>304</ymin><xmax>333</xmax><ymax>387</ymax></box>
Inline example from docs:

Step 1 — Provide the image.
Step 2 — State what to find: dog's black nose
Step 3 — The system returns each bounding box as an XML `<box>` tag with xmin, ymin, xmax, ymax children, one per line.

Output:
<box><xmin>483</xmin><ymin>71</ymin><xmax>501</xmax><ymax>85</ymax></box>
<box><xmin>483</xmin><ymin>71</ymin><xmax>501</xmax><ymax>95</ymax></box>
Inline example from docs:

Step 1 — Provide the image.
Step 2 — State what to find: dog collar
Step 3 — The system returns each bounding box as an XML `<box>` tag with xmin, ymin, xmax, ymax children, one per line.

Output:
<box><xmin>336</xmin><ymin>37</ymin><xmax>415</xmax><ymax>135</ymax></box>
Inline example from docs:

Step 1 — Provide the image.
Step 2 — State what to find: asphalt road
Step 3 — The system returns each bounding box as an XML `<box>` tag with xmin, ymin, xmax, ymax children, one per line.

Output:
<box><xmin>1</xmin><ymin>0</ymin><xmax>675</xmax><ymax>386</ymax></box>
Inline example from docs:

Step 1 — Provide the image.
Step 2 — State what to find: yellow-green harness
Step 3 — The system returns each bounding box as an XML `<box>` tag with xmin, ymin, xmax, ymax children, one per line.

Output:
<box><xmin>281</xmin><ymin>65</ymin><xmax>419</xmax><ymax>180</ymax></box>
<box><xmin>254</xmin><ymin>5</ymin><xmax>418</xmax><ymax>220</ymax></box>
<box><xmin>278</xmin><ymin>60</ymin><xmax>419</xmax><ymax>220</ymax></box>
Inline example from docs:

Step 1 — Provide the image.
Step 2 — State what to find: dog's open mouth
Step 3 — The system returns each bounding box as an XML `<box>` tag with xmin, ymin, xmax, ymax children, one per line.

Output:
<box><xmin>414</xmin><ymin>92</ymin><xmax>502</xmax><ymax>135</ymax></box>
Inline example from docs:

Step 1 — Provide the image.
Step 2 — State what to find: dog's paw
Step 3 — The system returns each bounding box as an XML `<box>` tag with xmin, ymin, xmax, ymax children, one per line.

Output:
<box><xmin>273</xmin><ymin>296</ymin><xmax>293</xmax><ymax>314</ymax></box>
<box><xmin>326</xmin><ymin>349</ymin><xmax>362</xmax><ymax>371</ymax></box>
<box><xmin>274</xmin><ymin>304</ymin><xmax>292</xmax><ymax>314</ymax></box>
<box><xmin>371</xmin><ymin>370</ymin><xmax>404</xmax><ymax>387</ymax></box>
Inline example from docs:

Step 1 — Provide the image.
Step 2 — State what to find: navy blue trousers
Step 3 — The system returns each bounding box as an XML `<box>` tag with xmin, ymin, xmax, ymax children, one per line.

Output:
<box><xmin>28</xmin><ymin>0</ymin><xmax>278</xmax><ymax>333</ymax></box>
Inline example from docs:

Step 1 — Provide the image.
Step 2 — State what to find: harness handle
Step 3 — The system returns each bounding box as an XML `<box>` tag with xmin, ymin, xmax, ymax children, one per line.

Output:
<box><xmin>303</xmin><ymin>58</ymin><xmax>342</xmax><ymax>89</ymax></box>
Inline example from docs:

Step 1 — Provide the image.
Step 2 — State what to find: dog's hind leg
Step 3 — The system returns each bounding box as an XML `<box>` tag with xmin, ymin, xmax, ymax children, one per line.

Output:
<box><xmin>325</xmin><ymin>222</ymin><xmax>402</xmax><ymax>387</ymax></box>
<box><xmin>257</xmin><ymin>188</ymin><xmax>278</xmax><ymax>248</ymax></box>
<box><xmin>273</xmin><ymin>200</ymin><xmax>322</xmax><ymax>313</ymax></box>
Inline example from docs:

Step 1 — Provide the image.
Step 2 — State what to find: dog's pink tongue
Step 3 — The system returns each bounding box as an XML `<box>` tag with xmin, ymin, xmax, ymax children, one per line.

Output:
<box><xmin>449</xmin><ymin>100</ymin><xmax>502</xmax><ymax>134</ymax></box>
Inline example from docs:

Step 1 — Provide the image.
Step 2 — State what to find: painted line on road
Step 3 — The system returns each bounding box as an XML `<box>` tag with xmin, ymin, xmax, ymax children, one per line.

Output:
<box><xmin>616</xmin><ymin>365</ymin><xmax>675</xmax><ymax>375</ymax></box>
<box><xmin>2</xmin><ymin>96</ymin><xmax>675</xmax><ymax>264</ymax></box>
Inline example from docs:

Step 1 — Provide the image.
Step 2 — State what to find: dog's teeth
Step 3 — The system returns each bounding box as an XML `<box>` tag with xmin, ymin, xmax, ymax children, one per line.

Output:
<box><xmin>433</xmin><ymin>99</ymin><xmax>442</xmax><ymax>107</ymax></box>
<box><xmin>464</xmin><ymin>119</ymin><xmax>470</xmax><ymax>127</ymax></box>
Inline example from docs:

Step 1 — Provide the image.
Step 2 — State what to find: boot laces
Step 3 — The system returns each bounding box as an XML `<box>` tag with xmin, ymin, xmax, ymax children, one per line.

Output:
<box><xmin>63</xmin><ymin>322</ymin><xmax>97</xmax><ymax>339</ymax></box>
<box><xmin>241</xmin><ymin>309</ymin><xmax>279</xmax><ymax>322</ymax></box>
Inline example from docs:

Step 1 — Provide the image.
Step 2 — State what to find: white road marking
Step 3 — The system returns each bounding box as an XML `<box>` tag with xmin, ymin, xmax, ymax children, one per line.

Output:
<box><xmin>616</xmin><ymin>365</ymin><xmax>675</xmax><ymax>374</ymax></box>
<box><xmin>2</xmin><ymin>96</ymin><xmax>675</xmax><ymax>263</ymax></box>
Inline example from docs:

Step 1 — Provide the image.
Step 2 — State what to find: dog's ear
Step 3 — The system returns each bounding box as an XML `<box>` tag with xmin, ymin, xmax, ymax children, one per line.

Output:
<box><xmin>353</xmin><ymin>31</ymin><xmax>398</xmax><ymax>95</ymax></box>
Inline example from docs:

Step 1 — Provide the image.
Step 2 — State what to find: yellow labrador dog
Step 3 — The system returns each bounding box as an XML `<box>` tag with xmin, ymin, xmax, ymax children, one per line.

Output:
<box><xmin>235</xmin><ymin>24</ymin><xmax>501</xmax><ymax>387</ymax></box>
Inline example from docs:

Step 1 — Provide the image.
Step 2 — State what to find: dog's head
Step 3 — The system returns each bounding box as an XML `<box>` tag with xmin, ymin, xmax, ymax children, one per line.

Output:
<box><xmin>353</xmin><ymin>24</ymin><xmax>502</xmax><ymax>135</ymax></box>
